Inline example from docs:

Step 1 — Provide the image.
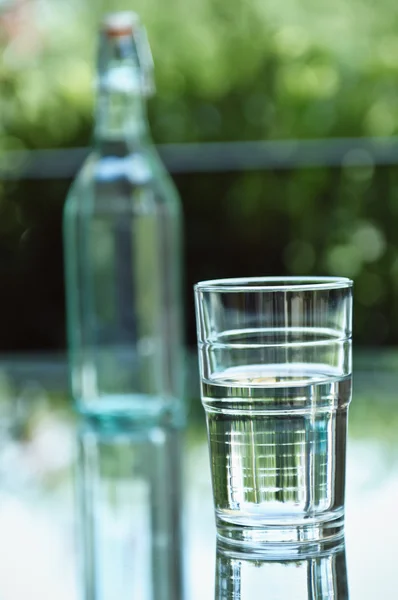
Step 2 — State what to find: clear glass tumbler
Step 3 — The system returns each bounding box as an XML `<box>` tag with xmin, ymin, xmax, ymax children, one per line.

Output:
<box><xmin>194</xmin><ymin>277</ymin><xmax>353</xmax><ymax>550</ymax></box>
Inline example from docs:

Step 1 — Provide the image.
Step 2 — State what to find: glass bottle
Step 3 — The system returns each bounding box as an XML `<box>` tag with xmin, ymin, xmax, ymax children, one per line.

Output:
<box><xmin>63</xmin><ymin>12</ymin><xmax>184</xmax><ymax>425</ymax></box>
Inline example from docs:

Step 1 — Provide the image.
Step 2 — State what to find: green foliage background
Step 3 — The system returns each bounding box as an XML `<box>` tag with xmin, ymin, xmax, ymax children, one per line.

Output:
<box><xmin>1</xmin><ymin>0</ymin><xmax>398</xmax><ymax>347</ymax></box>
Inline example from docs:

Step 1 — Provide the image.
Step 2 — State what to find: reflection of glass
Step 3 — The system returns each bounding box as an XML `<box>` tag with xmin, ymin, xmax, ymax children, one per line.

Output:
<box><xmin>215</xmin><ymin>539</ymin><xmax>349</xmax><ymax>600</ymax></box>
<box><xmin>194</xmin><ymin>277</ymin><xmax>353</xmax><ymax>549</ymax></box>
<box><xmin>77</xmin><ymin>418</ymin><xmax>184</xmax><ymax>600</ymax></box>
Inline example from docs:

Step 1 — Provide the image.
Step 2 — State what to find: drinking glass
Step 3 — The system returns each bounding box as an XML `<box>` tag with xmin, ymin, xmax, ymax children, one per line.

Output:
<box><xmin>194</xmin><ymin>277</ymin><xmax>352</xmax><ymax>550</ymax></box>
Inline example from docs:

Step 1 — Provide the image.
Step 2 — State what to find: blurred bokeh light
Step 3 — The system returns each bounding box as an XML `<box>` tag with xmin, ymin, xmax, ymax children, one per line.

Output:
<box><xmin>1</xmin><ymin>0</ymin><xmax>398</xmax><ymax>347</ymax></box>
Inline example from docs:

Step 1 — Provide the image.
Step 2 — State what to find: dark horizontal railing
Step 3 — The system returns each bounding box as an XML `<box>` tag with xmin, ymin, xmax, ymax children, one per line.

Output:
<box><xmin>1</xmin><ymin>137</ymin><xmax>398</xmax><ymax>180</ymax></box>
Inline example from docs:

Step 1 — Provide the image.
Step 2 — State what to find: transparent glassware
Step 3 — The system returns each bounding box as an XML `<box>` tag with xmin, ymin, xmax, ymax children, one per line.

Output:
<box><xmin>215</xmin><ymin>538</ymin><xmax>349</xmax><ymax>599</ymax></box>
<box><xmin>194</xmin><ymin>276</ymin><xmax>353</xmax><ymax>550</ymax></box>
<box><xmin>63</xmin><ymin>12</ymin><xmax>184</xmax><ymax>424</ymax></box>
<box><xmin>77</xmin><ymin>416</ymin><xmax>184</xmax><ymax>600</ymax></box>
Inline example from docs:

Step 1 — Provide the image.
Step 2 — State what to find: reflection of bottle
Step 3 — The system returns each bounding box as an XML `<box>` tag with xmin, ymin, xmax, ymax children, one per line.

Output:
<box><xmin>63</xmin><ymin>12</ymin><xmax>184</xmax><ymax>424</ymax></box>
<box><xmin>78</xmin><ymin>418</ymin><xmax>183</xmax><ymax>600</ymax></box>
<box><xmin>215</xmin><ymin>540</ymin><xmax>349</xmax><ymax>600</ymax></box>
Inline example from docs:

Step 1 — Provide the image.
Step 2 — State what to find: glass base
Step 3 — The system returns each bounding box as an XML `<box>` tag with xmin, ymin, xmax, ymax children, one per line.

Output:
<box><xmin>216</xmin><ymin>511</ymin><xmax>345</xmax><ymax>557</ymax></box>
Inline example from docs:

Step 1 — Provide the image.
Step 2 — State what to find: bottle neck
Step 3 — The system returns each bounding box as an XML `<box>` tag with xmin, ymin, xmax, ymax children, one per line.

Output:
<box><xmin>94</xmin><ymin>85</ymin><xmax>150</xmax><ymax>152</ymax></box>
<box><xmin>93</xmin><ymin>25</ymin><xmax>154</xmax><ymax>153</ymax></box>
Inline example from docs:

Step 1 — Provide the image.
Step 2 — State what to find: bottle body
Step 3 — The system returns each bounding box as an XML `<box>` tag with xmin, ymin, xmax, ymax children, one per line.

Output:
<box><xmin>64</xmin><ymin>140</ymin><xmax>183</xmax><ymax>422</ymax></box>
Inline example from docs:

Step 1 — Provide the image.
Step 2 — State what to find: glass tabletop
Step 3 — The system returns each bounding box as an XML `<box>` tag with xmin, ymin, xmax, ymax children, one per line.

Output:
<box><xmin>0</xmin><ymin>348</ymin><xmax>396</xmax><ymax>599</ymax></box>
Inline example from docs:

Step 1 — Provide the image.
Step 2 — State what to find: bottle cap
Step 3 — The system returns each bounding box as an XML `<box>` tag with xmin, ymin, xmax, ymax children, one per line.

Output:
<box><xmin>102</xmin><ymin>12</ymin><xmax>139</xmax><ymax>37</ymax></box>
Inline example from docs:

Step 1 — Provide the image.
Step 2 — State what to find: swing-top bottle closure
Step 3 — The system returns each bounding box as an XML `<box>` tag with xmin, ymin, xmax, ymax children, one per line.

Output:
<box><xmin>99</xmin><ymin>11</ymin><xmax>155</xmax><ymax>97</ymax></box>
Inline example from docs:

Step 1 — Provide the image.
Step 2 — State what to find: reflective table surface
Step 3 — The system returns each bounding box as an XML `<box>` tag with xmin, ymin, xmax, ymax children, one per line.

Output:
<box><xmin>0</xmin><ymin>349</ymin><xmax>396</xmax><ymax>599</ymax></box>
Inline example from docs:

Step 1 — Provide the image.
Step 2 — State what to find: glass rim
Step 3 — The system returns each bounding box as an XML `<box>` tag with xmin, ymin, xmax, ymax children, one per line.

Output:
<box><xmin>194</xmin><ymin>276</ymin><xmax>353</xmax><ymax>293</ymax></box>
